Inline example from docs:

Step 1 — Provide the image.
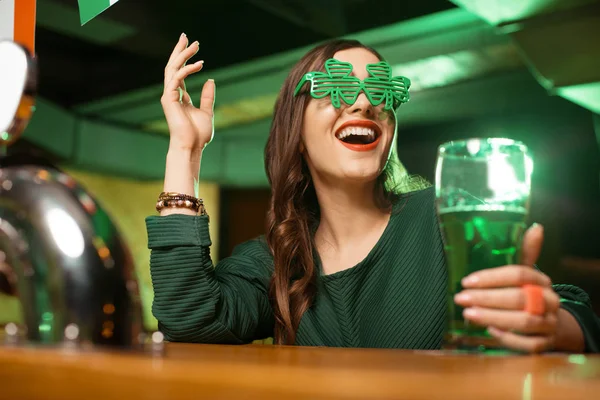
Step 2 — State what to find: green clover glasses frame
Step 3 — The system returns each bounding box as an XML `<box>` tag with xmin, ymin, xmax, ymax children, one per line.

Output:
<box><xmin>294</xmin><ymin>58</ymin><xmax>411</xmax><ymax>111</ymax></box>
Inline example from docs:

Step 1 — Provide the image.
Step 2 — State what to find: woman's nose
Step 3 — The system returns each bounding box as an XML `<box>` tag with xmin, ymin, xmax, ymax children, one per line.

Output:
<box><xmin>345</xmin><ymin>92</ymin><xmax>374</xmax><ymax>116</ymax></box>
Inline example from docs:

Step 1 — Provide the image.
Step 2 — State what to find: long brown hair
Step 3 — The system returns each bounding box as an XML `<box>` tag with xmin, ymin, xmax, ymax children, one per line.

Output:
<box><xmin>264</xmin><ymin>39</ymin><xmax>426</xmax><ymax>345</ymax></box>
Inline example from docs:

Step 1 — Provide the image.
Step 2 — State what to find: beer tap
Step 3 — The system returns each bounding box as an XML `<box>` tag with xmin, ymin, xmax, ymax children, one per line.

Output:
<box><xmin>0</xmin><ymin>40</ymin><xmax>148</xmax><ymax>349</ymax></box>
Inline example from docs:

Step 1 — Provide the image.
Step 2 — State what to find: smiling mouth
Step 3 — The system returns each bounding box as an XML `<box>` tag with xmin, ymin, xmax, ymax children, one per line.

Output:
<box><xmin>336</xmin><ymin>127</ymin><xmax>378</xmax><ymax>144</ymax></box>
<box><xmin>334</xmin><ymin>123</ymin><xmax>382</xmax><ymax>151</ymax></box>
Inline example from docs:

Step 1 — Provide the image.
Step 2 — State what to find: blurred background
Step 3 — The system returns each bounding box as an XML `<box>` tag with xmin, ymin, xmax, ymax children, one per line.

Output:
<box><xmin>3</xmin><ymin>0</ymin><xmax>600</xmax><ymax>330</ymax></box>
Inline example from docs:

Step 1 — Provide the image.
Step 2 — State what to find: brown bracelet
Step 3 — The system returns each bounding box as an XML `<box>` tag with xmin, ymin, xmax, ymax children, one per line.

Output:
<box><xmin>158</xmin><ymin>195</ymin><xmax>201</xmax><ymax>207</ymax></box>
<box><xmin>156</xmin><ymin>192</ymin><xmax>207</xmax><ymax>217</ymax></box>
<box><xmin>156</xmin><ymin>198</ymin><xmax>199</xmax><ymax>212</ymax></box>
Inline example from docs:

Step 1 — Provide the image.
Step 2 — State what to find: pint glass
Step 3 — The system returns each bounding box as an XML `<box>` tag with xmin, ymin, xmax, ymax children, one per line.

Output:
<box><xmin>435</xmin><ymin>138</ymin><xmax>533</xmax><ymax>351</ymax></box>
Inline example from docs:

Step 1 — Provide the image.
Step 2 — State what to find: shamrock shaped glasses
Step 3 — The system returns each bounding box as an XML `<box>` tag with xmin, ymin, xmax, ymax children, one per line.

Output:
<box><xmin>294</xmin><ymin>58</ymin><xmax>411</xmax><ymax>111</ymax></box>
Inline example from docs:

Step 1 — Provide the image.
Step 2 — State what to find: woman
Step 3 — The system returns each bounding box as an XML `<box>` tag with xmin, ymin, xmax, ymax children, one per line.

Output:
<box><xmin>147</xmin><ymin>34</ymin><xmax>599</xmax><ymax>352</ymax></box>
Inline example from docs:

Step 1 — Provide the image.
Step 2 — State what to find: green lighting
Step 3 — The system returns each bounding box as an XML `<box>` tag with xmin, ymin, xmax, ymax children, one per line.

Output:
<box><xmin>522</xmin><ymin>373</ymin><xmax>532</xmax><ymax>400</ymax></box>
<box><xmin>568</xmin><ymin>354</ymin><xmax>587</xmax><ymax>365</ymax></box>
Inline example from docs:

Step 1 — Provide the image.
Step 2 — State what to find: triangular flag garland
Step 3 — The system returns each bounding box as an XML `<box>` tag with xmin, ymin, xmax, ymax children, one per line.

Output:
<box><xmin>78</xmin><ymin>0</ymin><xmax>120</xmax><ymax>26</ymax></box>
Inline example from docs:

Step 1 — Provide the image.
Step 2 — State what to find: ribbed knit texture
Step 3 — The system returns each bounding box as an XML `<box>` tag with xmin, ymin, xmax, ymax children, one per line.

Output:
<box><xmin>147</xmin><ymin>187</ymin><xmax>600</xmax><ymax>351</ymax></box>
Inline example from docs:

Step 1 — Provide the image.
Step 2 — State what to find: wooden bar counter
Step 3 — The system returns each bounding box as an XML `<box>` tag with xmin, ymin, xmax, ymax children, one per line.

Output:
<box><xmin>0</xmin><ymin>342</ymin><xmax>598</xmax><ymax>399</ymax></box>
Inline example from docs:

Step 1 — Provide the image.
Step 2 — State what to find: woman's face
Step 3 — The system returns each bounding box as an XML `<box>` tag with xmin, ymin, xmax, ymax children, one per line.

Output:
<box><xmin>301</xmin><ymin>47</ymin><xmax>396</xmax><ymax>186</ymax></box>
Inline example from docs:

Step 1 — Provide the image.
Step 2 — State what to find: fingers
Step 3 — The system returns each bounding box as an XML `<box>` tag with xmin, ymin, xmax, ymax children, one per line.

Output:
<box><xmin>162</xmin><ymin>35</ymin><xmax>206</xmax><ymax>108</ymax></box>
<box><xmin>162</xmin><ymin>61</ymin><xmax>204</xmax><ymax>104</ymax></box>
<box><xmin>521</xmin><ymin>223</ymin><xmax>544</xmax><ymax>266</ymax></box>
<box><xmin>487</xmin><ymin>327</ymin><xmax>554</xmax><ymax>353</ymax></box>
<box><xmin>164</xmin><ymin>39</ymin><xmax>200</xmax><ymax>86</ymax></box>
<box><xmin>463</xmin><ymin>307</ymin><xmax>558</xmax><ymax>334</ymax></box>
<box><xmin>199</xmin><ymin>79</ymin><xmax>215</xmax><ymax>113</ymax></box>
<box><xmin>455</xmin><ymin>287</ymin><xmax>560</xmax><ymax>313</ymax></box>
<box><xmin>167</xmin><ymin>33</ymin><xmax>188</xmax><ymax>66</ymax></box>
<box><xmin>462</xmin><ymin>265</ymin><xmax>552</xmax><ymax>289</ymax></box>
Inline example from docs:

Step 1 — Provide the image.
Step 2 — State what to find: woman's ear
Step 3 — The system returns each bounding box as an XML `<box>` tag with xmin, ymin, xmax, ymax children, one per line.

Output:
<box><xmin>299</xmin><ymin>140</ymin><xmax>305</xmax><ymax>153</ymax></box>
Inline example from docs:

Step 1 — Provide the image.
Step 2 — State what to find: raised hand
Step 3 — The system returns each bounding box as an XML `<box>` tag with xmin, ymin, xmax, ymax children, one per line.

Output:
<box><xmin>161</xmin><ymin>33</ymin><xmax>215</xmax><ymax>152</ymax></box>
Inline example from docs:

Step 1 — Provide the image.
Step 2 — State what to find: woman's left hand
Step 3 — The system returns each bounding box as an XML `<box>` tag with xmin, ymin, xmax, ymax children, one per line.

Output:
<box><xmin>454</xmin><ymin>224</ymin><xmax>562</xmax><ymax>353</ymax></box>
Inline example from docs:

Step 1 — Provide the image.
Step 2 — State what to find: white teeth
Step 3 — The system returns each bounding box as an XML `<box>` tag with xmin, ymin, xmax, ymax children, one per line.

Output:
<box><xmin>336</xmin><ymin>127</ymin><xmax>377</xmax><ymax>140</ymax></box>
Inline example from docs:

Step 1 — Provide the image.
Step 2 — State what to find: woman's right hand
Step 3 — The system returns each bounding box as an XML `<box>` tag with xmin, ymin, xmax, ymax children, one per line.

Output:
<box><xmin>161</xmin><ymin>33</ymin><xmax>215</xmax><ymax>152</ymax></box>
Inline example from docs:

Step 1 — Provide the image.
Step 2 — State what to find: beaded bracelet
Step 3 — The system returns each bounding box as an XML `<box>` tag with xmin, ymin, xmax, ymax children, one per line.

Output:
<box><xmin>156</xmin><ymin>192</ymin><xmax>207</xmax><ymax>217</ymax></box>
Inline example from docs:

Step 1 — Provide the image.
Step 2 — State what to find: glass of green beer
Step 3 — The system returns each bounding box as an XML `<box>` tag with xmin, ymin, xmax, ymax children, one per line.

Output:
<box><xmin>435</xmin><ymin>138</ymin><xmax>534</xmax><ymax>352</ymax></box>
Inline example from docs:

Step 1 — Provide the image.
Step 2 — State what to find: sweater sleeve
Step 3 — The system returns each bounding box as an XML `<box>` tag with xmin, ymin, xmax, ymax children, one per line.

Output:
<box><xmin>146</xmin><ymin>214</ymin><xmax>274</xmax><ymax>344</ymax></box>
<box><xmin>552</xmin><ymin>284</ymin><xmax>600</xmax><ymax>353</ymax></box>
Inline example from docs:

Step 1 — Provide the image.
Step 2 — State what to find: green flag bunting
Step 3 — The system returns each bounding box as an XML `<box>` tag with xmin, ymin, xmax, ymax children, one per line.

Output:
<box><xmin>78</xmin><ymin>0</ymin><xmax>120</xmax><ymax>25</ymax></box>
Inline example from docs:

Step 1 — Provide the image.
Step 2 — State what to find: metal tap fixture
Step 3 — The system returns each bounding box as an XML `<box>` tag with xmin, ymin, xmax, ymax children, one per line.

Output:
<box><xmin>0</xmin><ymin>41</ymin><xmax>145</xmax><ymax>348</ymax></box>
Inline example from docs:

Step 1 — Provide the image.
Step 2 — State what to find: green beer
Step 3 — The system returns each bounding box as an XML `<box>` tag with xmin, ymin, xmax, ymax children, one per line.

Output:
<box><xmin>435</xmin><ymin>138</ymin><xmax>533</xmax><ymax>352</ymax></box>
<box><xmin>439</xmin><ymin>204</ymin><xmax>527</xmax><ymax>350</ymax></box>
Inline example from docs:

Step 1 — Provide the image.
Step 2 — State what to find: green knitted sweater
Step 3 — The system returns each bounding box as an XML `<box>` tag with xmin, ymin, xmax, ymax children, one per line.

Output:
<box><xmin>147</xmin><ymin>187</ymin><xmax>600</xmax><ymax>351</ymax></box>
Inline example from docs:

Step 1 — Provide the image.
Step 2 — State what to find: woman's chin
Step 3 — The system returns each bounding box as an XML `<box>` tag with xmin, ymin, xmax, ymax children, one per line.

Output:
<box><xmin>339</xmin><ymin>166</ymin><xmax>383</xmax><ymax>183</ymax></box>
<box><xmin>309</xmin><ymin>157</ymin><xmax>387</xmax><ymax>187</ymax></box>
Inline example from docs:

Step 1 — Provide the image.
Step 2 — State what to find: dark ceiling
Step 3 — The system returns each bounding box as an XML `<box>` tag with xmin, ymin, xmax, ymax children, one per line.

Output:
<box><xmin>36</xmin><ymin>0</ymin><xmax>456</xmax><ymax>107</ymax></box>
